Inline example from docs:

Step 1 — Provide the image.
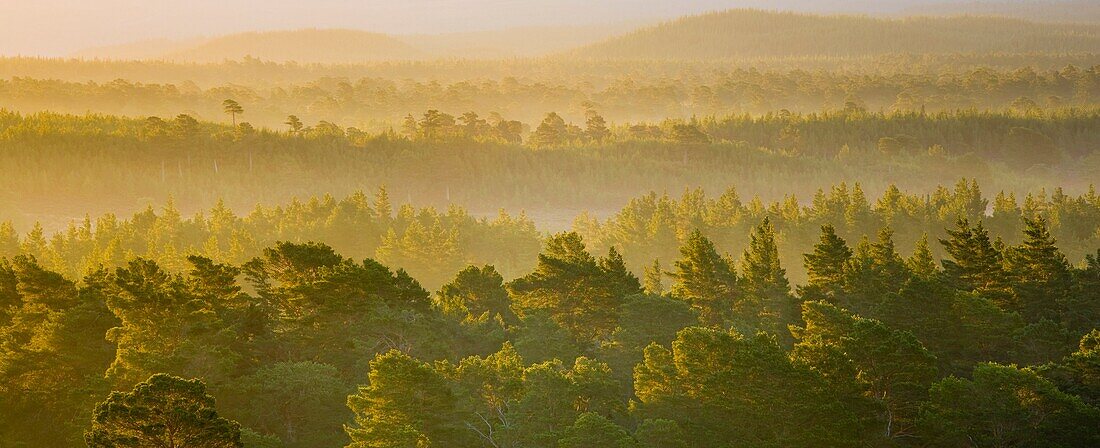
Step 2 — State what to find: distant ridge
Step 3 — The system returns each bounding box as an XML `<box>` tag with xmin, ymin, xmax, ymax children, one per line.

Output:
<box><xmin>73</xmin><ymin>24</ymin><xmax>642</xmax><ymax>62</ymax></box>
<box><xmin>79</xmin><ymin>29</ymin><xmax>422</xmax><ymax>63</ymax></box>
<box><xmin>570</xmin><ymin>9</ymin><xmax>1100</xmax><ymax>60</ymax></box>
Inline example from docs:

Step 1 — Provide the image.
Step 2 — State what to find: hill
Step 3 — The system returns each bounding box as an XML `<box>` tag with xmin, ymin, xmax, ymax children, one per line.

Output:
<box><xmin>399</xmin><ymin>22</ymin><xmax>645</xmax><ymax>58</ymax></box>
<box><xmin>902</xmin><ymin>1</ymin><xmax>1100</xmax><ymax>24</ymax></box>
<box><xmin>571</xmin><ymin>9</ymin><xmax>1100</xmax><ymax>60</ymax></box>
<box><xmin>89</xmin><ymin>29</ymin><xmax>424</xmax><ymax>63</ymax></box>
<box><xmin>74</xmin><ymin>24</ymin><xmax>642</xmax><ymax>62</ymax></box>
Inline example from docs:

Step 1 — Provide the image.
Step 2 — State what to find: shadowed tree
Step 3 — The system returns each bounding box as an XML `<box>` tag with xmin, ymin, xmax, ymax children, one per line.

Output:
<box><xmin>920</xmin><ymin>363</ymin><xmax>1100</xmax><ymax>447</ymax></box>
<box><xmin>85</xmin><ymin>373</ymin><xmax>243</xmax><ymax>448</ymax></box>
<box><xmin>799</xmin><ymin>224</ymin><xmax>852</xmax><ymax>304</ymax></box>
<box><xmin>284</xmin><ymin>115</ymin><xmax>304</xmax><ymax>134</ymax></box>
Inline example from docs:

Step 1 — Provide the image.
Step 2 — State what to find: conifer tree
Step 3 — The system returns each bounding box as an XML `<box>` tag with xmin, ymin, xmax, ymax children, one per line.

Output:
<box><xmin>374</xmin><ymin>186</ymin><xmax>393</xmax><ymax>223</ymax></box>
<box><xmin>508</xmin><ymin>232</ymin><xmax>627</xmax><ymax>340</ymax></box>
<box><xmin>644</xmin><ymin>258</ymin><xmax>665</xmax><ymax>295</ymax></box>
<box><xmin>437</xmin><ymin>264</ymin><xmax>516</xmax><ymax>324</ymax></box>
<box><xmin>800</xmin><ymin>224</ymin><xmax>852</xmax><ymax>304</ymax></box>
<box><xmin>86</xmin><ymin>374</ymin><xmax>242</xmax><ymax>448</ymax></box>
<box><xmin>1005</xmin><ymin>216</ymin><xmax>1074</xmax><ymax>321</ymax></box>
<box><xmin>740</xmin><ymin>218</ymin><xmax>795</xmax><ymax>333</ymax></box>
<box><xmin>584</xmin><ymin>109</ymin><xmax>610</xmax><ymax>142</ymax></box>
<box><xmin>940</xmin><ymin>218</ymin><xmax>1012</xmax><ymax>308</ymax></box>
<box><xmin>868</xmin><ymin>228</ymin><xmax>910</xmax><ymax>295</ymax></box>
<box><xmin>532</xmin><ymin>112</ymin><xmax>567</xmax><ymax>148</ymax></box>
<box><xmin>907</xmin><ymin>234</ymin><xmax>939</xmax><ymax>280</ymax></box>
<box><xmin>222</xmin><ymin>99</ymin><xmax>243</xmax><ymax>126</ymax></box>
<box><xmin>600</xmin><ymin>246</ymin><xmax>643</xmax><ymax>298</ymax></box>
<box><xmin>670</xmin><ymin>230</ymin><xmax>737</xmax><ymax>326</ymax></box>
<box><xmin>284</xmin><ymin>115</ymin><xmax>304</xmax><ymax>134</ymax></box>
<box><xmin>346</xmin><ymin>351</ymin><xmax>468</xmax><ymax>447</ymax></box>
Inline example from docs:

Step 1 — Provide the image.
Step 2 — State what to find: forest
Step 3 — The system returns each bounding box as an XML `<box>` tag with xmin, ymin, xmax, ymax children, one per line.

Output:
<box><xmin>3</xmin><ymin>196</ymin><xmax>1100</xmax><ymax>447</ymax></box>
<box><xmin>2</xmin><ymin>3</ymin><xmax>1100</xmax><ymax>447</ymax></box>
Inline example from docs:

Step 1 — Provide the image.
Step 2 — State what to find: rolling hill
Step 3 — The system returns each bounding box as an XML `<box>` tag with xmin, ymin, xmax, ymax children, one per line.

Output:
<box><xmin>80</xmin><ymin>29</ymin><xmax>423</xmax><ymax>63</ymax></box>
<box><xmin>571</xmin><ymin>9</ymin><xmax>1100</xmax><ymax>60</ymax></box>
<box><xmin>74</xmin><ymin>24</ymin><xmax>642</xmax><ymax>62</ymax></box>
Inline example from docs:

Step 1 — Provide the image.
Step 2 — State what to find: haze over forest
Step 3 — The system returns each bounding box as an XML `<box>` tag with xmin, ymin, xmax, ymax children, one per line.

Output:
<box><xmin>3</xmin><ymin>1</ymin><xmax>1100</xmax><ymax>448</ymax></box>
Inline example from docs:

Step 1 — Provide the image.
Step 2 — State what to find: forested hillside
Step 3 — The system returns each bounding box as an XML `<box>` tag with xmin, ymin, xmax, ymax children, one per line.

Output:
<box><xmin>575</xmin><ymin>10</ymin><xmax>1100</xmax><ymax>60</ymax></box>
<box><xmin>904</xmin><ymin>0</ymin><xmax>1100</xmax><ymax>24</ymax></box>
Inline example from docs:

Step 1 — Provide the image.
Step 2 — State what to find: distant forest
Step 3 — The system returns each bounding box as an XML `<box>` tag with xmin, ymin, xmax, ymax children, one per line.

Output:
<box><xmin>3</xmin><ymin>61</ymin><xmax>1100</xmax><ymax>126</ymax></box>
<box><xmin>0</xmin><ymin>108</ymin><xmax>1096</xmax><ymax>231</ymax></box>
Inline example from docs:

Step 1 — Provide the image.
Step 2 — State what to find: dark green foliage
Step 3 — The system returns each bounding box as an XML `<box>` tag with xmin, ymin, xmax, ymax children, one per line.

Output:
<box><xmin>0</xmin><ymin>186</ymin><xmax>1097</xmax><ymax>446</ymax></box>
<box><xmin>920</xmin><ymin>363</ymin><xmax>1100</xmax><ymax>447</ymax></box>
<box><xmin>229</xmin><ymin>362</ymin><xmax>350</xmax><ymax>448</ymax></box>
<box><xmin>669</xmin><ymin>230</ymin><xmax>738</xmax><ymax>326</ymax></box>
<box><xmin>508</xmin><ymin>233</ymin><xmax>642</xmax><ymax>341</ymax></box>
<box><xmin>437</xmin><ymin>265</ymin><xmax>516</xmax><ymax>324</ymax></box>
<box><xmin>792</xmin><ymin>301</ymin><xmax>937</xmax><ymax>440</ymax></box>
<box><xmin>85</xmin><ymin>373</ymin><xmax>243</xmax><ymax>448</ymax></box>
<box><xmin>558</xmin><ymin>413</ymin><xmax>636</xmax><ymax>448</ymax></box>
<box><xmin>1005</xmin><ymin>217</ymin><xmax>1075</xmax><ymax>321</ymax></box>
<box><xmin>800</xmin><ymin>224</ymin><xmax>852</xmax><ymax>304</ymax></box>
<box><xmin>1037</xmin><ymin>329</ymin><xmax>1100</xmax><ymax>408</ymax></box>
<box><xmin>940</xmin><ymin>218</ymin><xmax>1012</xmax><ymax>306</ymax></box>
<box><xmin>633</xmin><ymin>327</ymin><xmax>876</xmax><ymax>447</ymax></box>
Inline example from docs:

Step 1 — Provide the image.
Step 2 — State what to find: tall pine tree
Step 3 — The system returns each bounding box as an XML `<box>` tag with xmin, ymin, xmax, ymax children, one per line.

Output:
<box><xmin>670</xmin><ymin>230</ymin><xmax>737</xmax><ymax>327</ymax></box>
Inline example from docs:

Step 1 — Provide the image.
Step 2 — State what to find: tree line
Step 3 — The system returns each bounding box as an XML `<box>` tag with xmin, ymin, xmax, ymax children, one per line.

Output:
<box><xmin>3</xmin><ymin>180</ymin><xmax>1099</xmax><ymax>290</ymax></box>
<box><xmin>3</xmin><ymin>63</ymin><xmax>1100</xmax><ymax>127</ymax></box>
<box><xmin>1</xmin><ymin>109</ymin><xmax>1096</xmax><ymax>229</ymax></box>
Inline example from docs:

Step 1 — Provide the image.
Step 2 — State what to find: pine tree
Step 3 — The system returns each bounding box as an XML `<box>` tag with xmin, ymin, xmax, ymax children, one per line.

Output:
<box><xmin>644</xmin><ymin>258</ymin><xmax>665</xmax><ymax>295</ymax></box>
<box><xmin>800</xmin><ymin>224</ymin><xmax>852</xmax><ymax>304</ymax></box>
<box><xmin>507</xmin><ymin>232</ymin><xmax>626</xmax><ymax>340</ymax></box>
<box><xmin>400</xmin><ymin>114</ymin><xmax>418</xmax><ymax>139</ymax></box>
<box><xmin>740</xmin><ymin>218</ymin><xmax>795</xmax><ymax>335</ymax></box>
<box><xmin>584</xmin><ymin>109</ymin><xmax>610</xmax><ymax>141</ymax></box>
<box><xmin>86</xmin><ymin>374</ymin><xmax>242</xmax><ymax>448</ymax></box>
<box><xmin>0</xmin><ymin>221</ymin><xmax>19</xmax><ymax>258</ymax></box>
<box><xmin>599</xmin><ymin>246</ymin><xmax>643</xmax><ymax>298</ymax></box>
<box><xmin>374</xmin><ymin>186</ymin><xmax>393</xmax><ymax>223</ymax></box>
<box><xmin>940</xmin><ymin>218</ymin><xmax>1011</xmax><ymax>308</ymax></box>
<box><xmin>284</xmin><ymin>115</ymin><xmax>304</xmax><ymax>134</ymax></box>
<box><xmin>670</xmin><ymin>230</ymin><xmax>737</xmax><ymax>326</ymax></box>
<box><xmin>532</xmin><ymin>112</ymin><xmax>567</xmax><ymax>148</ymax></box>
<box><xmin>222</xmin><ymin>99</ymin><xmax>243</xmax><ymax>126</ymax></box>
<box><xmin>1004</xmin><ymin>216</ymin><xmax>1073</xmax><ymax>321</ymax></box>
<box><xmin>907</xmin><ymin>234</ymin><xmax>939</xmax><ymax>280</ymax></box>
<box><xmin>869</xmin><ymin>228</ymin><xmax>910</xmax><ymax>295</ymax></box>
<box><xmin>346</xmin><ymin>351</ymin><xmax>468</xmax><ymax>447</ymax></box>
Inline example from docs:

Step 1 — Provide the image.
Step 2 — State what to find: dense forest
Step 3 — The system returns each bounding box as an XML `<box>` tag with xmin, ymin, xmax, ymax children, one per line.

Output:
<box><xmin>3</xmin><ymin>198</ymin><xmax>1099</xmax><ymax>446</ymax></box>
<box><xmin>3</xmin><ymin>3</ymin><xmax>1100</xmax><ymax>447</ymax></box>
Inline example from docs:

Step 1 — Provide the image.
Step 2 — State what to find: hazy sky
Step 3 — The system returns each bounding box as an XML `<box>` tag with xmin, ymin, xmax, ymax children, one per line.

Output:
<box><xmin>0</xmin><ymin>0</ymin><xmax>939</xmax><ymax>57</ymax></box>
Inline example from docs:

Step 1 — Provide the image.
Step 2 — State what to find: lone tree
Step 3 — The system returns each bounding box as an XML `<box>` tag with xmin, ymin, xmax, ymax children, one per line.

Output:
<box><xmin>222</xmin><ymin>99</ymin><xmax>244</xmax><ymax>126</ymax></box>
<box><xmin>284</xmin><ymin>115</ymin><xmax>304</xmax><ymax>134</ymax></box>
<box><xmin>85</xmin><ymin>373</ymin><xmax>243</xmax><ymax>448</ymax></box>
